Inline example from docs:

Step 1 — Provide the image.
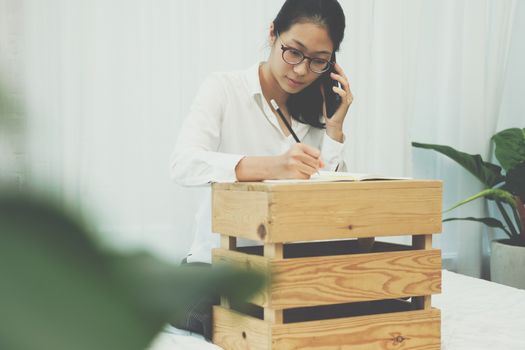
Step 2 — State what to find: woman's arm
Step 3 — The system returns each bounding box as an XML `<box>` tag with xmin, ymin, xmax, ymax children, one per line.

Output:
<box><xmin>170</xmin><ymin>75</ymin><xmax>324</xmax><ymax>185</ymax></box>
<box><xmin>235</xmin><ymin>143</ymin><xmax>324</xmax><ymax>181</ymax></box>
<box><xmin>170</xmin><ymin>74</ymin><xmax>244</xmax><ymax>186</ymax></box>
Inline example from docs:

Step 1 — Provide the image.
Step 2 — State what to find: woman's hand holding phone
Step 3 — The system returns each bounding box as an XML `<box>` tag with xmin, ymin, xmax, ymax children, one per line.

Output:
<box><xmin>320</xmin><ymin>62</ymin><xmax>353</xmax><ymax>142</ymax></box>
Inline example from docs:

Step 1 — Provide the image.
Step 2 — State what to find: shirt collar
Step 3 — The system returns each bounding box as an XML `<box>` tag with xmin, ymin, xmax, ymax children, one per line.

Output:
<box><xmin>246</xmin><ymin>62</ymin><xmax>264</xmax><ymax>97</ymax></box>
<box><xmin>245</xmin><ymin>62</ymin><xmax>311</xmax><ymax>140</ymax></box>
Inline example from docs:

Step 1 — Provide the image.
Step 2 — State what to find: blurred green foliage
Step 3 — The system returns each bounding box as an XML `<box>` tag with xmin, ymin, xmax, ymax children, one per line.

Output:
<box><xmin>0</xmin><ymin>192</ymin><xmax>264</xmax><ymax>350</ymax></box>
<box><xmin>0</xmin><ymin>80</ymin><xmax>264</xmax><ymax>349</ymax></box>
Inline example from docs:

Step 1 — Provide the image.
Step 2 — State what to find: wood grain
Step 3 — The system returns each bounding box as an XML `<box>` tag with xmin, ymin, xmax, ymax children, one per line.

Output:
<box><xmin>412</xmin><ymin>234</ymin><xmax>434</xmax><ymax>310</ymax></box>
<box><xmin>212</xmin><ymin>189</ymin><xmax>270</xmax><ymax>241</ymax></box>
<box><xmin>212</xmin><ymin>181</ymin><xmax>442</xmax><ymax>243</ymax></box>
<box><xmin>213</xmin><ymin>306</ymin><xmax>270</xmax><ymax>350</ymax></box>
<box><xmin>212</xmin><ymin>306</ymin><xmax>441</xmax><ymax>350</ymax></box>
<box><xmin>212</xmin><ymin>248</ymin><xmax>441</xmax><ymax>309</ymax></box>
<box><xmin>269</xmin><ymin>249</ymin><xmax>442</xmax><ymax>309</ymax></box>
<box><xmin>211</xmin><ymin>181</ymin><xmax>442</xmax><ymax>349</ymax></box>
<box><xmin>269</xmin><ymin>187</ymin><xmax>442</xmax><ymax>242</ymax></box>
<box><xmin>271</xmin><ymin>308</ymin><xmax>441</xmax><ymax>350</ymax></box>
<box><xmin>212</xmin><ymin>248</ymin><xmax>270</xmax><ymax>307</ymax></box>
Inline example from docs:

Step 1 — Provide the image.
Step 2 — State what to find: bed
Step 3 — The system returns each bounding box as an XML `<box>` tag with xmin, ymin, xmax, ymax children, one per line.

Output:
<box><xmin>148</xmin><ymin>270</ymin><xmax>525</xmax><ymax>350</ymax></box>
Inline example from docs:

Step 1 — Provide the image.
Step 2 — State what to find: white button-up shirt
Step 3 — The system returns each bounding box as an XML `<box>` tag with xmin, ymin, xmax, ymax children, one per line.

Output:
<box><xmin>170</xmin><ymin>62</ymin><xmax>347</xmax><ymax>263</ymax></box>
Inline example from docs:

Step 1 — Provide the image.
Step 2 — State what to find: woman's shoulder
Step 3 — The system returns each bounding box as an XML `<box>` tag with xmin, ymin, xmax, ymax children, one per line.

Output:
<box><xmin>202</xmin><ymin>63</ymin><xmax>259</xmax><ymax>93</ymax></box>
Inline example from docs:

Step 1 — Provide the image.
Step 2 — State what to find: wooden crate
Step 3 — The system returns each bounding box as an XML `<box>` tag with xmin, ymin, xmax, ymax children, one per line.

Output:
<box><xmin>211</xmin><ymin>180</ymin><xmax>442</xmax><ymax>350</ymax></box>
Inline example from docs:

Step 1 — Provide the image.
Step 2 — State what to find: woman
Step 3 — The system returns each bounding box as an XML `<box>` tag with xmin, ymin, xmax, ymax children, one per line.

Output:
<box><xmin>168</xmin><ymin>0</ymin><xmax>352</xmax><ymax>342</ymax></box>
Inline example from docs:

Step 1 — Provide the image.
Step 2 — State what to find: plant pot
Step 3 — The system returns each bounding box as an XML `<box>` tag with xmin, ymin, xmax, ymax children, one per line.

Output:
<box><xmin>490</xmin><ymin>239</ymin><xmax>525</xmax><ymax>289</ymax></box>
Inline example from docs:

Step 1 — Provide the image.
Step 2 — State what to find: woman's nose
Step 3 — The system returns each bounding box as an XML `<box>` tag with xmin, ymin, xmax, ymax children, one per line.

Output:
<box><xmin>293</xmin><ymin>60</ymin><xmax>309</xmax><ymax>76</ymax></box>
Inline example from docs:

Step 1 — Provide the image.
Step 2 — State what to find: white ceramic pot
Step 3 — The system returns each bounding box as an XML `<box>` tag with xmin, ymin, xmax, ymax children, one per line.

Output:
<box><xmin>490</xmin><ymin>239</ymin><xmax>525</xmax><ymax>289</ymax></box>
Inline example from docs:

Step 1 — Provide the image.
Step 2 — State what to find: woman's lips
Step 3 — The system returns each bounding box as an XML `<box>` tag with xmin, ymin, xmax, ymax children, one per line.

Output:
<box><xmin>286</xmin><ymin>77</ymin><xmax>305</xmax><ymax>88</ymax></box>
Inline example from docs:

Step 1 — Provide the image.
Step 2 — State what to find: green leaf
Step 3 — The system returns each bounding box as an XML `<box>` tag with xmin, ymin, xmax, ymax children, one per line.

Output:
<box><xmin>491</xmin><ymin>128</ymin><xmax>525</xmax><ymax>172</ymax></box>
<box><xmin>109</xmin><ymin>253</ymin><xmax>266</xmax><ymax>326</ymax></box>
<box><xmin>443</xmin><ymin>217</ymin><xmax>512</xmax><ymax>238</ymax></box>
<box><xmin>485</xmin><ymin>188</ymin><xmax>519</xmax><ymax>207</ymax></box>
<box><xmin>412</xmin><ymin>142</ymin><xmax>504</xmax><ymax>187</ymax></box>
<box><xmin>444</xmin><ymin>189</ymin><xmax>491</xmax><ymax>212</ymax></box>
<box><xmin>0</xmin><ymin>194</ymin><xmax>156</xmax><ymax>350</ymax></box>
<box><xmin>494</xmin><ymin>199</ymin><xmax>519</xmax><ymax>238</ymax></box>
<box><xmin>445</xmin><ymin>188</ymin><xmax>517</xmax><ymax>212</ymax></box>
<box><xmin>0</xmin><ymin>193</ymin><xmax>266</xmax><ymax>350</ymax></box>
<box><xmin>506</xmin><ymin>161</ymin><xmax>525</xmax><ymax>202</ymax></box>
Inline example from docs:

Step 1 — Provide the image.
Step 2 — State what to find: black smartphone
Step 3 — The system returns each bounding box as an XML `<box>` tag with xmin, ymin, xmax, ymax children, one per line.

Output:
<box><xmin>322</xmin><ymin>52</ymin><xmax>342</xmax><ymax>118</ymax></box>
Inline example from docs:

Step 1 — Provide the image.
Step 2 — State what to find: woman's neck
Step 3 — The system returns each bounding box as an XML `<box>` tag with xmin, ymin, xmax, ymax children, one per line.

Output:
<box><xmin>259</xmin><ymin>62</ymin><xmax>289</xmax><ymax>109</ymax></box>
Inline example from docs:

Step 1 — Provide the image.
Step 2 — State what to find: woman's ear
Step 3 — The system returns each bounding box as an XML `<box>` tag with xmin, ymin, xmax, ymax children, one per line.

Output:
<box><xmin>269</xmin><ymin>23</ymin><xmax>276</xmax><ymax>46</ymax></box>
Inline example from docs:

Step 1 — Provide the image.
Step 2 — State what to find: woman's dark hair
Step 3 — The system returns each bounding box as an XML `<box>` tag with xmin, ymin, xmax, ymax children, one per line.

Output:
<box><xmin>273</xmin><ymin>0</ymin><xmax>346</xmax><ymax>129</ymax></box>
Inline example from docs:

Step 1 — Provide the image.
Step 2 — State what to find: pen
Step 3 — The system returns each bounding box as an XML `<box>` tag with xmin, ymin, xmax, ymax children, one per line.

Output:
<box><xmin>270</xmin><ymin>99</ymin><xmax>321</xmax><ymax>175</ymax></box>
<box><xmin>270</xmin><ymin>99</ymin><xmax>300</xmax><ymax>142</ymax></box>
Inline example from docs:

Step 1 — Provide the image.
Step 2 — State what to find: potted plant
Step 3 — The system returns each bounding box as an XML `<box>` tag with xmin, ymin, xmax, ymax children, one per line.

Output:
<box><xmin>412</xmin><ymin>127</ymin><xmax>525</xmax><ymax>289</ymax></box>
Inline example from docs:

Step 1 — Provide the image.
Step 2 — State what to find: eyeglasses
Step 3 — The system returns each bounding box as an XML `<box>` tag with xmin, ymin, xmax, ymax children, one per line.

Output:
<box><xmin>277</xmin><ymin>33</ymin><xmax>333</xmax><ymax>74</ymax></box>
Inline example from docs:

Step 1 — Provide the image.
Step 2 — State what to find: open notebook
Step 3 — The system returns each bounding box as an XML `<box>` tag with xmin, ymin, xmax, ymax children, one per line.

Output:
<box><xmin>263</xmin><ymin>171</ymin><xmax>411</xmax><ymax>183</ymax></box>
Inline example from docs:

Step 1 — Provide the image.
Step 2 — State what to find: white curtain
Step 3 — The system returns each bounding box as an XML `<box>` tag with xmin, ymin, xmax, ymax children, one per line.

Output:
<box><xmin>1</xmin><ymin>0</ymin><xmax>521</xmax><ymax>276</ymax></box>
<box><xmin>409</xmin><ymin>0</ymin><xmax>518</xmax><ymax>278</ymax></box>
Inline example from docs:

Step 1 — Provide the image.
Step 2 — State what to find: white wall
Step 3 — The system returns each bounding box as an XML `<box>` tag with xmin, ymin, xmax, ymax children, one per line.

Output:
<box><xmin>1</xmin><ymin>0</ymin><xmax>522</xmax><ymax>275</ymax></box>
<box><xmin>498</xmin><ymin>0</ymin><xmax>525</xmax><ymax>131</ymax></box>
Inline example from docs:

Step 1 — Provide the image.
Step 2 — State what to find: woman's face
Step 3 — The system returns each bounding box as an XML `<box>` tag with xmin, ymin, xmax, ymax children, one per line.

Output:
<box><xmin>269</xmin><ymin>22</ymin><xmax>334</xmax><ymax>94</ymax></box>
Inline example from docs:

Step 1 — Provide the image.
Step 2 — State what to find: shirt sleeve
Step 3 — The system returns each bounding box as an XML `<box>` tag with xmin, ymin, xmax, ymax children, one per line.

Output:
<box><xmin>170</xmin><ymin>74</ymin><xmax>245</xmax><ymax>186</ymax></box>
<box><xmin>320</xmin><ymin>131</ymin><xmax>347</xmax><ymax>172</ymax></box>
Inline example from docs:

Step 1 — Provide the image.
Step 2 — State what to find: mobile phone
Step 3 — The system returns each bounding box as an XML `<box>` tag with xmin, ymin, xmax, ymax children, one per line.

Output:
<box><xmin>322</xmin><ymin>52</ymin><xmax>342</xmax><ymax>118</ymax></box>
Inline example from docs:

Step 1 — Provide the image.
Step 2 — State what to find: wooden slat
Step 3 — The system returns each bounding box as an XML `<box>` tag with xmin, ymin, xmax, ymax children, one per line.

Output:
<box><xmin>212</xmin><ymin>190</ymin><xmax>270</xmax><ymax>242</ymax></box>
<box><xmin>212</xmin><ymin>181</ymin><xmax>442</xmax><ymax>243</ymax></box>
<box><xmin>212</xmin><ymin>306</ymin><xmax>441</xmax><ymax>350</ymax></box>
<box><xmin>272</xmin><ymin>308</ymin><xmax>441</xmax><ymax>350</ymax></box>
<box><xmin>263</xmin><ymin>243</ymin><xmax>284</xmax><ymax>323</ymax></box>
<box><xmin>213</xmin><ymin>306</ymin><xmax>270</xmax><ymax>350</ymax></box>
<box><xmin>269</xmin><ymin>249</ymin><xmax>441</xmax><ymax>309</ymax></box>
<box><xmin>213</xmin><ymin>248</ymin><xmax>442</xmax><ymax>309</ymax></box>
<box><xmin>213</xmin><ymin>179</ymin><xmax>442</xmax><ymax>192</ymax></box>
<box><xmin>268</xmin><ymin>186</ymin><xmax>442</xmax><ymax>242</ymax></box>
<box><xmin>212</xmin><ymin>248</ymin><xmax>270</xmax><ymax>307</ymax></box>
<box><xmin>412</xmin><ymin>234</ymin><xmax>434</xmax><ymax>310</ymax></box>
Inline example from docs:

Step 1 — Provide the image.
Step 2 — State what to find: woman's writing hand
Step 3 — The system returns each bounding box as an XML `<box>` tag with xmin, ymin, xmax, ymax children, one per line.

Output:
<box><xmin>273</xmin><ymin>143</ymin><xmax>324</xmax><ymax>179</ymax></box>
<box><xmin>234</xmin><ymin>144</ymin><xmax>324</xmax><ymax>181</ymax></box>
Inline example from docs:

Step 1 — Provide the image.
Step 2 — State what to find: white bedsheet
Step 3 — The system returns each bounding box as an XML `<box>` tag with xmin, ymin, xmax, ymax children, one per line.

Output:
<box><xmin>434</xmin><ymin>270</ymin><xmax>525</xmax><ymax>350</ymax></box>
<box><xmin>149</xmin><ymin>270</ymin><xmax>525</xmax><ymax>350</ymax></box>
<box><xmin>147</xmin><ymin>325</ymin><xmax>221</xmax><ymax>350</ymax></box>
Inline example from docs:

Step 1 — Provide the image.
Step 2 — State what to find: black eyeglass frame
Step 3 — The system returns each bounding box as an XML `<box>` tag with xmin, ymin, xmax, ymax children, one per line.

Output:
<box><xmin>276</xmin><ymin>32</ymin><xmax>334</xmax><ymax>74</ymax></box>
